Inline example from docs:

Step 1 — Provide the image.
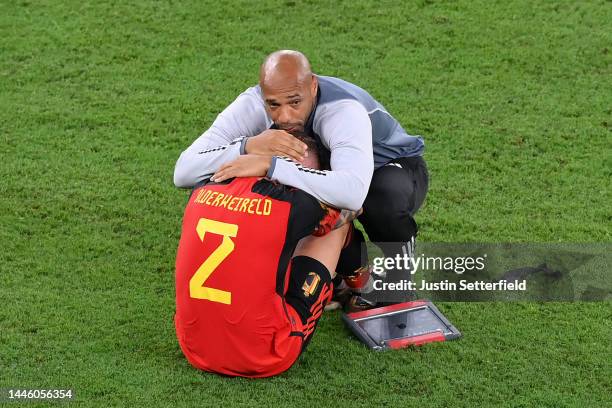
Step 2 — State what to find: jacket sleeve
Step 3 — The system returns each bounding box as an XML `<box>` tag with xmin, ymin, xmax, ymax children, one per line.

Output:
<box><xmin>173</xmin><ymin>86</ymin><xmax>270</xmax><ymax>188</ymax></box>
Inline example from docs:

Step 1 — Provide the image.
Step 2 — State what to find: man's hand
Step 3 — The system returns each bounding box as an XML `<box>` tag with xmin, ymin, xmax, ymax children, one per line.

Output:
<box><xmin>245</xmin><ymin>129</ymin><xmax>308</xmax><ymax>162</ymax></box>
<box><xmin>211</xmin><ymin>154</ymin><xmax>272</xmax><ymax>183</ymax></box>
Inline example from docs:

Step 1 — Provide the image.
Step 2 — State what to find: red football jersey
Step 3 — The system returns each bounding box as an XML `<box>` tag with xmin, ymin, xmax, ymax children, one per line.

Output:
<box><xmin>175</xmin><ymin>177</ymin><xmax>338</xmax><ymax>377</ymax></box>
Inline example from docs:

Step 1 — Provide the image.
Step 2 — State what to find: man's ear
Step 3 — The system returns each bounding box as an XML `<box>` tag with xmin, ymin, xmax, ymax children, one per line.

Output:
<box><xmin>310</xmin><ymin>74</ymin><xmax>318</xmax><ymax>96</ymax></box>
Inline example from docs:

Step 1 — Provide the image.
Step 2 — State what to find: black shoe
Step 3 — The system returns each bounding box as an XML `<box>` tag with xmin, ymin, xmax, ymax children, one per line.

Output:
<box><xmin>344</xmin><ymin>294</ymin><xmax>377</xmax><ymax>313</ymax></box>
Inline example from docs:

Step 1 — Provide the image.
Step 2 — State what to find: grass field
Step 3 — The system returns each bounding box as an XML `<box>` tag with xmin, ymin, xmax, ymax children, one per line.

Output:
<box><xmin>1</xmin><ymin>0</ymin><xmax>610</xmax><ymax>407</ymax></box>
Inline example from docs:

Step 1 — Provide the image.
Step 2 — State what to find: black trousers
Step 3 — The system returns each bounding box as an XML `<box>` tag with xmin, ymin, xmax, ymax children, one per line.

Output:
<box><xmin>360</xmin><ymin>156</ymin><xmax>428</xmax><ymax>241</ymax></box>
<box><xmin>337</xmin><ymin>156</ymin><xmax>429</xmax><ymax>300</ymax></box>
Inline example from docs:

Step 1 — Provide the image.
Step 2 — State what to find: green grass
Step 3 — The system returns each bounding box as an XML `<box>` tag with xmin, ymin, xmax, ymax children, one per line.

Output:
<box><xmin>1</xmin><ymin>0</ymin><xmax>610</xmax><ymax>406</ymax></box>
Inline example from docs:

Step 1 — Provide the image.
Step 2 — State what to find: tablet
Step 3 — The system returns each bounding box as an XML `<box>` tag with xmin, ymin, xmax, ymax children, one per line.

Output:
<box><xmin>342</xmin><ymin>300</ymin><xmax>461</xmax><ymax>350</ymax></box>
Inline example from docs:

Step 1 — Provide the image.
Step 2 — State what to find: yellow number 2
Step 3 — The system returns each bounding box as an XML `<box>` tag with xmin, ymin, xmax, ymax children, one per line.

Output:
<box><xmin>189</xmin><ymin>218</ymin><xmax>238</xmax><ymax>304</ymax></box>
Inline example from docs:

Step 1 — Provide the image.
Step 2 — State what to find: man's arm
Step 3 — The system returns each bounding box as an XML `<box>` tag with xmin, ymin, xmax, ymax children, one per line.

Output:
<box><xmin>173</xmin><ymin>87</ymin><xmax>270</xmax><ymax>188</ymax></box>
<box><xmin>312</xmin><ymin>206</ymin><xmax>362</xmax><ymax>237</ymax></box>
<box><xmin>267</xmin><ymin>100</ymin><xmax>374</xmax><ymax>211</ymax></box>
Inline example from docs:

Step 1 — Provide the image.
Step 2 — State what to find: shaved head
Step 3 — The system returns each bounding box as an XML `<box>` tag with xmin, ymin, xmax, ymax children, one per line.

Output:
<box><xmin>259</xmin><ymin>50</ymin><xmax>318</xmax><ymax>133</ymax></box>
<box><xmin>259</xmin><ymin>50</ymin><xmax>312</xmax><ymax>85</ymax></box>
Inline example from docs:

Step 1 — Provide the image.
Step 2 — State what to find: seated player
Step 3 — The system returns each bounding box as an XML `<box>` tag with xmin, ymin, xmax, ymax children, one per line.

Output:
<box><xmin>174</xmin><ymin>134</ymin><xmax>359</xmax><ymax>378</ymax></box>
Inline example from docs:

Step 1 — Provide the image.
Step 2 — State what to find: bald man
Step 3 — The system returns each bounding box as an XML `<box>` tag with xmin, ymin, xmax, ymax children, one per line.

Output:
<box><xmin>174</xmin><ymin>50</ymin><xmax>427</xmax><ymax>306</ymax></box>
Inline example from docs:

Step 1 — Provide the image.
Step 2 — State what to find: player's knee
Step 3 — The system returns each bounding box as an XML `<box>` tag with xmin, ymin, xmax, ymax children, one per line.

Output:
<box><xmin>365</xmin><ymin>173</ymin><xmax>414</xmax><ymax>215</ymax></box>
<box><xmin>293</xmin><ymin>226</ymin><xmax>348</xmax><ymax>274</ymax></box>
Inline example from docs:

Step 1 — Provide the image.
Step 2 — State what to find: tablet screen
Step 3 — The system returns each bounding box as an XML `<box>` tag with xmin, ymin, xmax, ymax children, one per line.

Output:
<box><xmin>355</xmin><ymin>306</ymin><xmax>452</xmax><ymax>345</ymax></box>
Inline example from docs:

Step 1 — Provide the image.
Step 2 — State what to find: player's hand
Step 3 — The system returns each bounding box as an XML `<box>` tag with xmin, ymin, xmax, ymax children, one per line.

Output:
<box><xmin>245</xmin><ymin>129</ymin><xmax>308</xmax><ymax>162</ymax></box>
<box><xmin>211</xmin><ymin>154</ymin><xmax>272</xmax><ymax>182</ymax></box>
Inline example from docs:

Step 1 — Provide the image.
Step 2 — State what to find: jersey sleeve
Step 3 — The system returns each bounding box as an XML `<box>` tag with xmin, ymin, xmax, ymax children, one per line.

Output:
<box><xmin>250</xmin><ymin>179</ymin><xmax>338</xmax><ymax>242</ymax></box>
<box><xmin>173</xmin><ymin>86</ymin><xmax>271</xmax><ymax>188</ymax></box>
<box><xmin>311</xmin><ymin>204</ymin><xmax>342</xmax><ymax>237</ymax></box>
<box><xmin>265</xmin><ymin>100</ymin><xmax>374</xmax><ymax>211</ymax></box>
<box><xmin>286</xmin><ymin>190</ymin><xmax>342</xmax><ymax>241</ymax></box>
